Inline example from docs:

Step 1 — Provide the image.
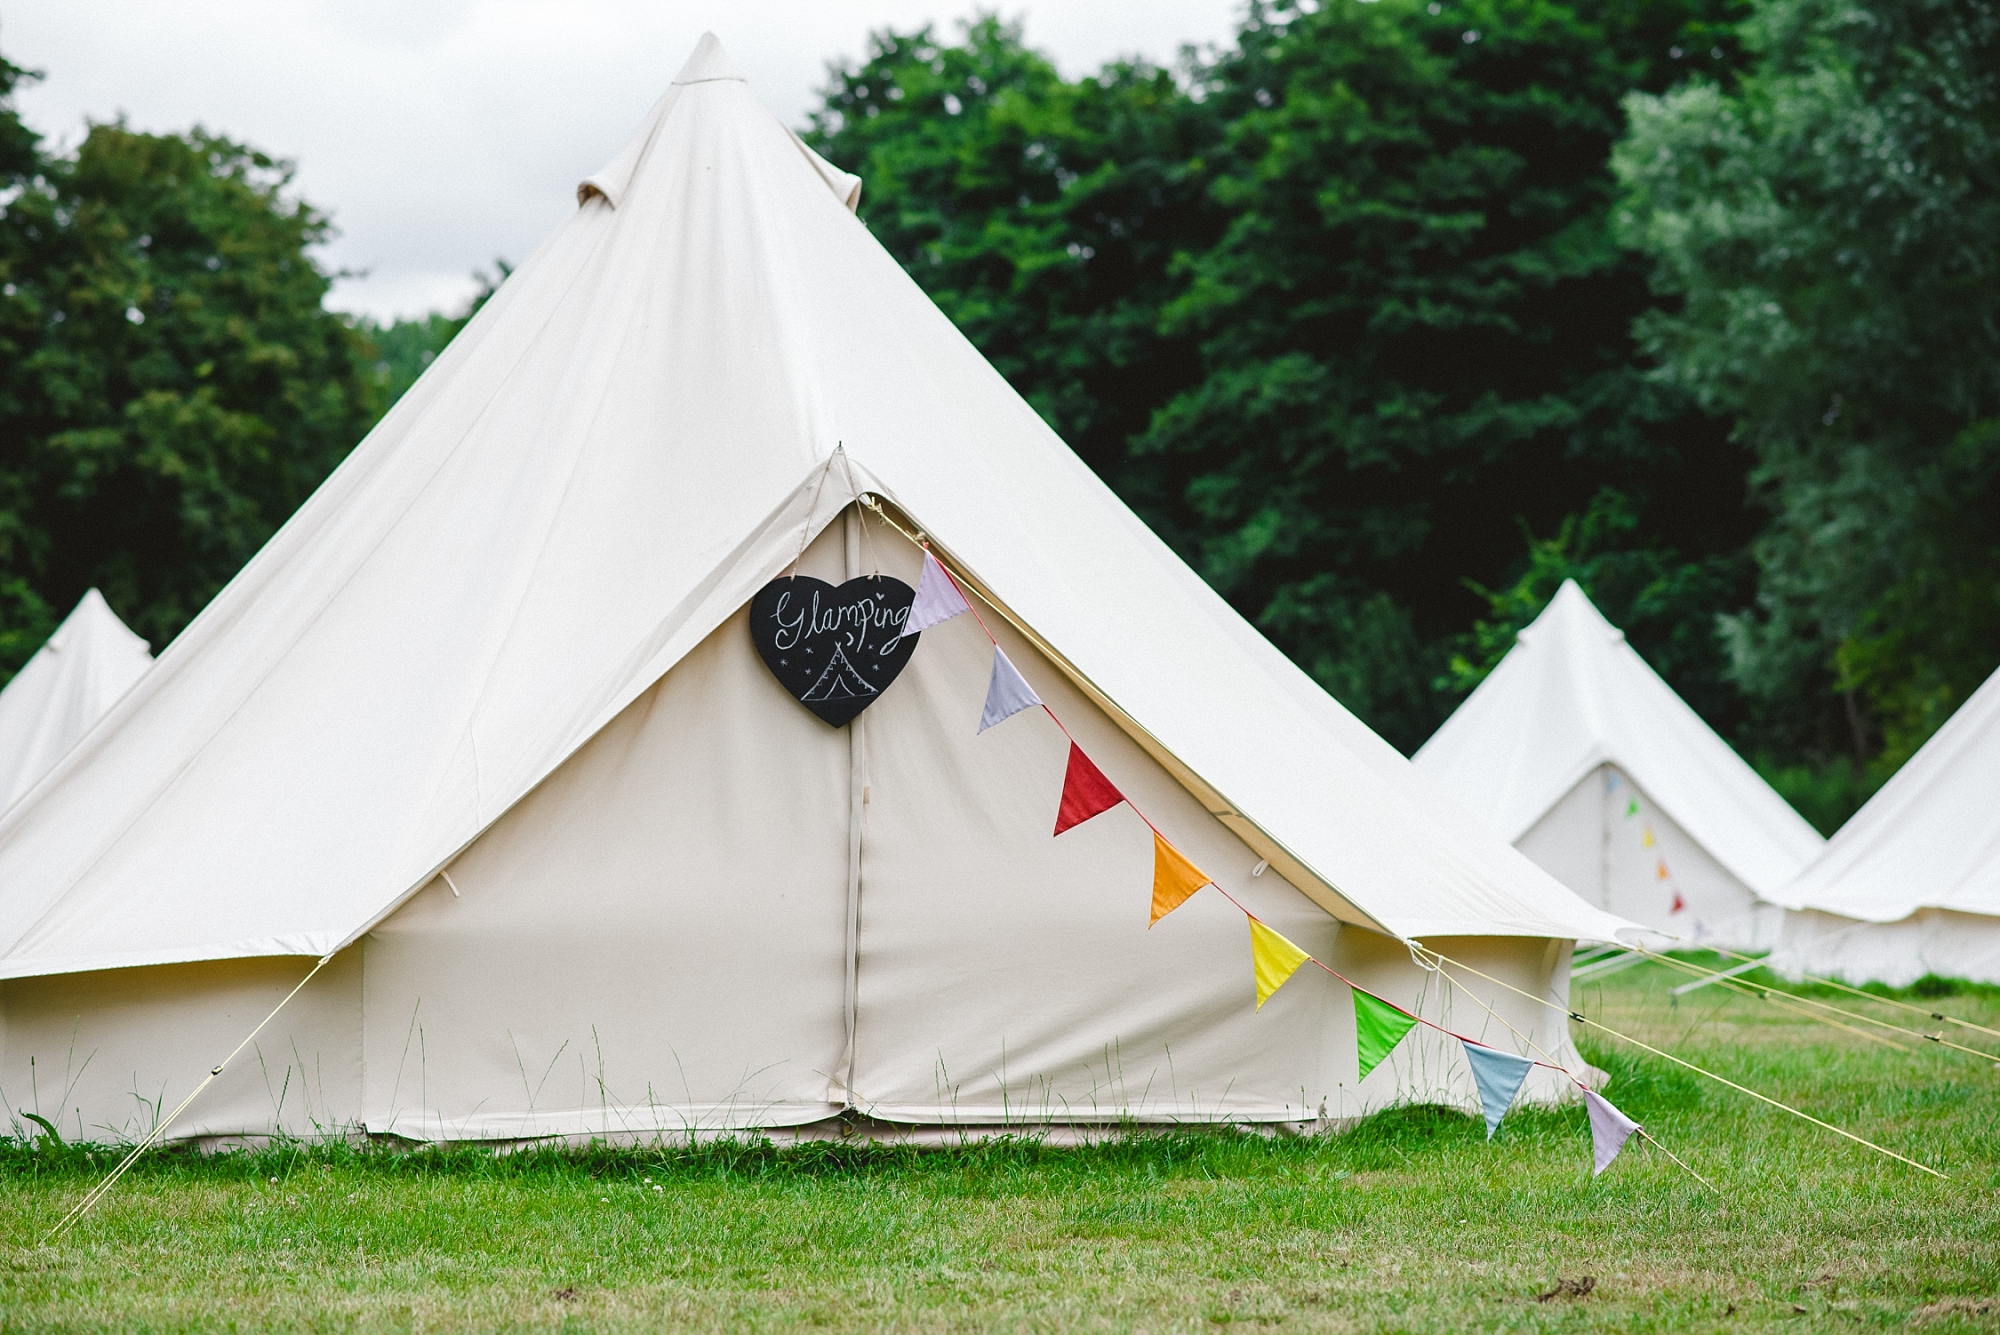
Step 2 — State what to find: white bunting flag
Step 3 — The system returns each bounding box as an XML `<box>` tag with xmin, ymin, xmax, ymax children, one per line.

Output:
<box><xmin>1583</xmin><ymin>1089</ymin><xmax>1642</xmax><ymax>1176</ymax></box>
<box><xmin>978</xmin><ymin>647</ymin><xmax>1043</xmax><ymax>733</ymax></box>
<box><xmin>902</xmin><ymin>553</ymin><xmax>970</xmax><ymax>636</ymax></box>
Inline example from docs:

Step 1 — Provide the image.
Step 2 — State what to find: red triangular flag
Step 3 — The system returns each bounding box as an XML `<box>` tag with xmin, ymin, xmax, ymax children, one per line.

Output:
<box><xmin>1670</xmin><ymin>890</ymin><xmax>1686</xmax><ymax>913</ymax></box>
<box><xmin>1054</xmin><ymin>743</ymin><xmax>1125</xmax><ymax>835</ymax></box>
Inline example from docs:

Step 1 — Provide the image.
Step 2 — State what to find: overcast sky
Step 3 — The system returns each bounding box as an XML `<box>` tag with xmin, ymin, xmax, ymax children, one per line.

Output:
<box><xmin>1</xmin><ymin>1</ymin><xmax>1244</xmax><ymax>322</ymax></box>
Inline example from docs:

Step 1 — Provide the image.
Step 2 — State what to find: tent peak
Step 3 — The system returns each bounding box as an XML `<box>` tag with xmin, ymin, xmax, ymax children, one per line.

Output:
<box><xmin>672</xmin><ymin>33</ymin><xmax>746</xmax><ymax>86</ymax></box>
<box><xmin>1541</xmin><ymin>579</ymin><xmax>1623</xmax><ymax>643</ymax></box>
<box><xmin>53</xmin><ymin>589</ymin><xmax>147</xmax><ymax>655</ymax></box>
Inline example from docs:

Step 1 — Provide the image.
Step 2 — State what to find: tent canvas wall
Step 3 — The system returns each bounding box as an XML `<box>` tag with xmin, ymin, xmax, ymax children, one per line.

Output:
<box><xmin>0</xmin><ymin>38</ymin><xmax>1632</xmax><ymax>1147</ymax></box>
<box><xmin>1414</xmin><ymin>581</ymin><xmax>1824</xmax><ymax>950</ymax></box>
<box><xmin>0</xmin><ymin>590</ymin><xmax>151</xmax><ymax>813</ymax></box>
<box><xmin>1773</xmin><ymin>664</ymin><xmax>2000</xmax><ymax>986</ymax></box>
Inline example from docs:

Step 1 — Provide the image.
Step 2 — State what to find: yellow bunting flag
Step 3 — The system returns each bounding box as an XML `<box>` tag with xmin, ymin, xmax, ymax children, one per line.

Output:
<box><xmin>1151</xmin><ymin>833</ymin><xmax>1212</xmax><ymax>925</ymax></box>
<box><xmin>1642</xmin><ymin>826</ymin><xmax>1655</xmax><ymax>848</ymax></box>
<box><xmin>1249</xmin><ymin>918</ymin><xmax>1311</xmax><ymax>1010</ymax></box>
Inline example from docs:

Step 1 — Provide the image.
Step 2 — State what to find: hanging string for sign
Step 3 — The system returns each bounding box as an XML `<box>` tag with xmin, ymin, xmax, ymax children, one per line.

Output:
<box><xmin>755</xmin><ymin>454</ymin><xmax>916</xmax><ymax>727</ymax></box>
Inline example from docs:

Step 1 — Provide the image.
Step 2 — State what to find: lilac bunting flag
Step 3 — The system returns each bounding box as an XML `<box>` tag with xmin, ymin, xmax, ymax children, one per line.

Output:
<box><xmin>902</xmin><ymin>554</ymin><xmax>970</xmax><ymax>636</ymax></box>
<box><xmin>1583</xmin><ymin>1089</ymin><xmax>1641</xmax><ymax>1176</ymax></box>
<box><xmin>1462</xmin><ymin>1041</ymin><xmax>1535</xmax><ymax>1140</ymax></box>
<box><xmin>978</xmin><ymin>647</ymin><xmax>1043</xmax><ymax>733</ymax></box>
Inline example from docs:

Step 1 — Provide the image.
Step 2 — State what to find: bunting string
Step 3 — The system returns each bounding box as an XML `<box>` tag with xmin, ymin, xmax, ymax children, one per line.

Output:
<box><xmin>1204</xmin><ymin>883</ymin><xmax>1707</xmax><ymax>1182</ymax></box>
<box><xmin>867</xmin><ymin>496</ymin><xmax>1690</xmax><ymax>1181</ymax></box>
<box><xmin>1406</xmin><ymin>945</ymin><xmax>1718</xmax><ymax>1186</ymax></box>
<box><xmin>861</xmin><ymin>493</ymin><xmax>1923</xmax><ymax>1186</ymax></box>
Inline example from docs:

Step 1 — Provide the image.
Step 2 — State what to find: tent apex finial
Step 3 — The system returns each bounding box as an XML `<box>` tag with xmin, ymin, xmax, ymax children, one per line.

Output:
<box><xmin>672</xmin><ymin>32</ymin><xmax>748</xmax><ymax>86</ymax></box>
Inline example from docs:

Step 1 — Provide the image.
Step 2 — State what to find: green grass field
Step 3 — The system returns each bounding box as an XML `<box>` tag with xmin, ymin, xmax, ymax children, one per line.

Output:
<box><xmin>4</xmin><ymin>957</ymin><xmax>1998</xmax><ymax>1332</ymax></box>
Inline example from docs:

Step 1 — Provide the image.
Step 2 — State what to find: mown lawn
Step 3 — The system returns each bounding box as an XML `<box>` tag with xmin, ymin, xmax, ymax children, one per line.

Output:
<box><xmin>3</xmin><ymin>957</ymin><xmax>1998</xmax><ymax>1332</ymax></box>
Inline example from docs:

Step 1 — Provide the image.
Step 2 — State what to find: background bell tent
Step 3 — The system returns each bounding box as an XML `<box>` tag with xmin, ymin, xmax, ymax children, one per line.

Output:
<box><xmin>1772</xmin><ymin>664</ymin><xmax>2000</xmax><ymax>987</ymax></box>
<box><xmin>0</xmin><ymin>589</ymin><xmax>152</xmax><ymax>814</ymax></box>
<box><xmin>0</xmin><ymin>37</ymin><xmax>1636</xmax><ymax>1149</ymax></box>
<box><xmin>1414</xmin><ymin>580</ymin><xmax>1824</xmax><ymax>950</ymax></box>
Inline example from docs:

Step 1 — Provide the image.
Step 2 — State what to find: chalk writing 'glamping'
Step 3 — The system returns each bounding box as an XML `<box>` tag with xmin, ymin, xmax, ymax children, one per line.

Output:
<box><xmin>749</xmin><ymin>574</ymin><xmax>920</xmax><ymax>727</ymax></box>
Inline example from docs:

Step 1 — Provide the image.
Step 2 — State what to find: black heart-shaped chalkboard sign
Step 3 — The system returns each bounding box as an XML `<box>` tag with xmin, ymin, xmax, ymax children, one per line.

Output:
<box><xmin>750</xmin><ymin>575</ymin><xmax>919</xmax><ymax>727</ymax></box>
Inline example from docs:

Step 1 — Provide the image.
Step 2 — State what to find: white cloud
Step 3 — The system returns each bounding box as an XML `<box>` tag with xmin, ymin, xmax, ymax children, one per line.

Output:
<box><xmin>1</xmin><ymin>0</ymin><xmax>1242</xmax><ymax>321</ymax></box>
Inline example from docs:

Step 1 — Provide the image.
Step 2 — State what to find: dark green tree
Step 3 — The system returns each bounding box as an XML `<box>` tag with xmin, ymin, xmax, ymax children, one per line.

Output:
<box><xmin>806</xmin><ymin>17</ymin><xmax>1221</xmax><ymax>508</ymax></box>
<box><xmin>1617</xmin><ymin>0</ymin><xmax>2000</xmax><ymax>773</ymax></box>
<box><xmin>0</xmin><ymin>73</ymin><xmax>381</xmax><ymax>665</ymax></box>
<box><xmin>1141</xmin><ymin>0</ymin><xmax>1756</xmax><ymax>751</ymax></box>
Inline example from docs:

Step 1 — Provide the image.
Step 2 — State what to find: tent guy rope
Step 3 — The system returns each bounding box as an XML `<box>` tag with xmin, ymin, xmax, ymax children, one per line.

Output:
<box><xmin>1692</xmin><ymin>942</ymin><xmax>2000</xmax><ymax>1043</ymax></box>
<box><xmin>1419</xmin><ymin>946</ymin><xmax>1949</xmax><ymax>1179</ymax></box>
<box><xmin>42</xmin><ymin>953</ymin><xmax>336</xmax><ymax>1243</ymax></box>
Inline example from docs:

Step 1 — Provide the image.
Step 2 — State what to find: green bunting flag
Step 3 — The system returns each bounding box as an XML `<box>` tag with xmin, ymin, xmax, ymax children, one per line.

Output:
<box><xmin>1353</xmin><ymin>988</ymin><xmax>1418</xmax><ymax>1082</ymax></box>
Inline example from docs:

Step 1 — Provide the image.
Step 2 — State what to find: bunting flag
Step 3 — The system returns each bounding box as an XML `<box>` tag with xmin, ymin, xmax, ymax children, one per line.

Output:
<box><xmin>1671</xmin><ymin>890</ymin><xmax>1686</xmax><ymax>914</ymax></box>
<box><xmin>1151</xmin><ymin>833</ymin><xmax>1212</xmax><ymax>925</ymax></box>
<box><xmin>1583</xmin><ymin>1089</ymin><xmax>1642</xmax><ymax>1175</ymax></box>
<box><xmin>902</xmin><ymin>553</ymin><xmax>971</xmax><ymax>636</ymax></box>
<box><xmin>1642</xmin><ymin>826</ymin><xmax>1656</xmax><ymax>848</ymax></box>
<box><xmin>1625</xmin><ymin>797</ymin><xmax>1640</xmax><ymax>818</ymax></box>
<box><xmin>1656</xmin><ymin>859</ymin><xmax>1670</xmax><ymax>881</ymax></box>
<box><xmin>977</xmin><ymin>647</ymin><xmax>1043</xmax><ymax>733</ymax></box>
<box><xmin>1053</xmin><ymin>744</ymin><xmax>1125</xmax><ymax>835</ymax></box>
<box><xmin>1354</xmin><ymin>988</ymin><xmax>1419</xmax><ymax>1081</ymax></box>
<box><xmin>1249</xmin><ymin>918</ymin><xmax>1311</xmax><ymax>1010</ymax></box>
<box><xmin>1462</xmin><ymin>1042</ymin><xmax>1537</xmax><ymax>1139</ymax></box>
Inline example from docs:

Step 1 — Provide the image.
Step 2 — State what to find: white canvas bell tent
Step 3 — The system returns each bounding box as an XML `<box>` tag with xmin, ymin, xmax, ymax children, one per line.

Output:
<box><xmin>1772</xmin><ymin>664</ymin><xmax>2000</xmax><ymax>986</ymax></box>
<box><xmin>0</xmin><ymin>589</ymin><xmax>152</xmax><ymax>814</ymax></box>
<box><xmin>0</xmin><ymin>37</ymin><xmax>1636</xmax><ymax>1148</ymax></box>
<box><xmin>1414</xmin><ymin>580</ymin><xmax>1823</xmax><ymax>950</ymax></box>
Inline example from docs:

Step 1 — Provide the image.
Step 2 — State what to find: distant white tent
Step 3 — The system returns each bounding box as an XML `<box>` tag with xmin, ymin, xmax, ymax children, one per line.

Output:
<box><xmin>1773</xmin><ymin>664</ymin><xmax>2000</xmax><ymax>986</ymax></box>
<box><xmin>1415</xmin><ymin>581</ymin><xmax>1823</xmax><ymax>949</ymax></box>
<box><xmin>0</xmin><ymin>589</ymin><xmax>151</xmax><ymax>812</ymax></box>
<box><xmin>0</xmin><ymin>37</ymin><xmax>1636</xmax><ymax>1148</ymax></box>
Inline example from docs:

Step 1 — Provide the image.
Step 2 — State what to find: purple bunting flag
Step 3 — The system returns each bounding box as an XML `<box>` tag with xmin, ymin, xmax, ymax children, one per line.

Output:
<box><xmin>1583</xmin><ymin>1088</ymin><xmax>1642</xmax><ymax>1176</ymax></box>
<box><xmin>978</xmin><ymin>646</ymin><xmax>1043</xmax><ymax>733</ymax></box>
<box><xmin>902</xmin><ymin>553</ymin><xmax>970</xmax><ymax>637</ymax></box>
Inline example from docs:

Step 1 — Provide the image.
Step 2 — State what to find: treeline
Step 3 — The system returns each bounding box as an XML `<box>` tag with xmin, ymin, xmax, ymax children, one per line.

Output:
<box><xmin>0</xmin><ymin>53</ymin><xmax>481</xmax><ymax>667</ymax></box>
<box><xmin>0</xmin><ymin>0</ymin><xmax>1992</xmax><ymax>831</ymax></box>
<box><xmin>805</xmin><ymin>0</ymin><xmax>1999</xmax><ymax>826</ymax></box>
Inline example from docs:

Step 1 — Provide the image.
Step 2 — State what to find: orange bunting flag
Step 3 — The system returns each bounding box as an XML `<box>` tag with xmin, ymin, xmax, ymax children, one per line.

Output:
<box><xmin>1151</xmin><ymin>833</ymin><xmax>1212</xmax><ymax>925</ymax></box>
<box><xmin>1656</xmin><ymin>859</ymin><xmax>1669</xmax><ymax>881</ymax></box>
<box><xmin>1054</xmin><ymin>743</ymin><xmax>1125</xmax><ymax>835</ymax></box>
<box><xmin>1249</xmin><ymin>918</ymin><xmax>1311</xmax><ymax>1010</ymax></box>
